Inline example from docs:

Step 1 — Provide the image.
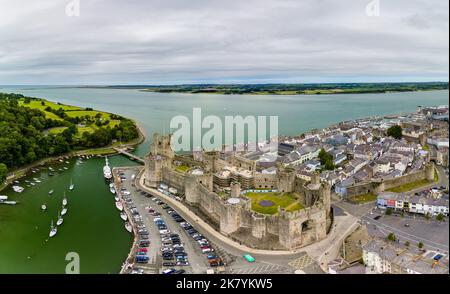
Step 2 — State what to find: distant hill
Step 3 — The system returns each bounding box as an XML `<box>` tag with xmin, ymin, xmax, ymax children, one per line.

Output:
<box><xmin>85</xmin><ymin>82</ymin><xmax>449</xmax><ymax>95</ymax></box>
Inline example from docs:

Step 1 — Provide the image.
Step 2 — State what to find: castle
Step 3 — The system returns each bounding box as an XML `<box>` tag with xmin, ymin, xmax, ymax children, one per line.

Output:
<box><xmin>143</xmin><ymin>133</ymin><xmax>333</xmax><ymax>250</ymax></box>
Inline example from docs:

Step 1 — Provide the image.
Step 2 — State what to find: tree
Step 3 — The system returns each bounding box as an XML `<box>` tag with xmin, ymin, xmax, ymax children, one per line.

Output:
<box><xmin>387</xmin><ymin>125</ymin><xmax>402</xmax><ymax>139</ymax></box>
<box><xmin>404</xmin><ymin>241</ymin><xmax>410</xmax><ymax>247</ymax></box>
<box><xmin>418</xmin><ymin>242</ymin><xmax>424</xmax><ymax>249</ymax></box>
<box><xmin>0</xmin><ymin>163</ymin><xmax>8</xmax><ymax>185</ymax></box>
<box><xmin>385</xmin><ymin>208</ymin><xmax>393</xmax><ymax>215</ymax></box>
<box><xmin>436</xmin><ymin>213</ymin><xmax>445</xmax><ymax>222</ymax></box>
<box><xmin>387</xmin><ymin>233</ymin><xmax>396</xmax><ymax>242</ymax></box>
<box><xmin>318</xmin><ymin>148</ymin><xmax>335</xmax><ymax>170</ymax></box>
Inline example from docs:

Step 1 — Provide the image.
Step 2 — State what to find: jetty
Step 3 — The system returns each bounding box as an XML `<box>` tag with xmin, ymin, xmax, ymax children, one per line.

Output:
<box><xmin>113</xmin><ymin>147</ymin><xmax>145</xmax><ymax>164</ymax></box>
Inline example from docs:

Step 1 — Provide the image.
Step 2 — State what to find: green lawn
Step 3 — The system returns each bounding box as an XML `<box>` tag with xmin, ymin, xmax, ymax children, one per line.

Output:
<box><xmin>244</xmin><ymin>192</ymin><xmax>304</xmax><ymax>215</ymax></box>
<box><xmin>65</xmin><ymin>110</ymin><xmax>111</xmax><ymax>119</ymax></box>
<box><xmin>48</xmin><ymin>127</ymin><xmax>68</xmax><ymax>134</ymax></box>
<box><xmin>19</xmin><ymin>99</ymin><xmax>82</xmax><ymax>111</ymax></box>
<box><xmin>175</xmin><ymin>165</ymin><xmax>190</xmax><ymax>173</ymax></box>
<box><xmin>348</xmin><ymin>193</ymin><xmax>377</xmax><ymax>204</ymax></box>
<box><xmin>387</xmin><ymin>179</ymin><xmax>434</xmax><ymax>193</ymax></box>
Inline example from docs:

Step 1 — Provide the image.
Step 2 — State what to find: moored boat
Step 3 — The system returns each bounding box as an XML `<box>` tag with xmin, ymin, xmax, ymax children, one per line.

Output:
<box><xmin>103</xmin><ymin>157</ymin><xmax>112</xmax><ymax>181</ymax></box>
<box><xmin>125</xmin><ymin>222</ymin><xmax>132</xmax><ymax>233</ymax></box>
<box><xmin>115</xmin><ymin>201</ymin><xmax>123</xmax><ymax>211</ymax></box>
<box><xmin>49</xmin><ymin>220</ymin><xmax>57</xmax><ymax>238</ymax></box>
<box><xmin>61</xmin><ymin>206</ymin><xmax>68</xmax><ymax>216</ymax></box>
<box><xmin>56</xmin><ymin>212</ymin><xmax>64</xmax><ymax>226</ymax></box>
<box><xmin>62</xmin><ymin>193</ymin><xmax>68</xmax><ymax>206</ymax></box>
<box><xmin>12</xmin><ymin>186</ymin><xmax>25</xmax><ymax>193</ymax></box>
<box><xmin>120</xmin><ymin>211</ymin><xmax>128</xmax><ymax>221</ymax></box>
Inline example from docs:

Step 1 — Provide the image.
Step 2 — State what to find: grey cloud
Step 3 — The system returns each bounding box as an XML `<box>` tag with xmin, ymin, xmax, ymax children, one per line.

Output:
<box><xmin>0</xmin><ymin>0</ymin><xmax>448</xmax><ymax>84</ymax></box>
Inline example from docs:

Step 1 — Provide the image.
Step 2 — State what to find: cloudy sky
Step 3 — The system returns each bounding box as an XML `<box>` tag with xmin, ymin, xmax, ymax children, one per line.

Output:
<box><xmin>0</xmin><ymin>0</ymin><xmax>448</xmax><ymax>85</ymax></box>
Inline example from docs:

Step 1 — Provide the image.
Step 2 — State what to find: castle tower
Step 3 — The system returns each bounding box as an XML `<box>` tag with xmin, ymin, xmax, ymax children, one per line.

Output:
<box><xmin>276</xmin><ymin>164</ymin><xmax>296</xmax><ymax>193</ymax></box>
<box><xmin>184</xmin><ymin>173</ymin><xmax>201</xmax><ymax>204</ymax></box>
<box><xmin>230</xmin><ymin>181</ymin><xmax>241</xmax><ymax>198</ymax></box>
<box><xmin>203</xmin><ymin>151</ymin><xmax>219</xmax><ymax>173</ymax></box>
<box><xmin>220</xmin><ymin>203</ymin><xmax>241</xmax><ymax>235</ymax></box>
<box><xmin>425</xmin><ymin>162</ymin><xmax>435</xmax><ymax>182</ymax></box>
<box><xmin>151</xmin><ymin>133</ymin><xmax>175</xmax><ymax>159</ymax></box>
<box><xmin>144</xmin><ymin>155</ymin><xmax>163</xmax><ymax>188</ymax></box>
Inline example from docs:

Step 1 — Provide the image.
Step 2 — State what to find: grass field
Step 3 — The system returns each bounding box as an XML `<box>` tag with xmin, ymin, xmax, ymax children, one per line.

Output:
<box><xmin>244</xmin><ymin>192</ymin><xmax>304</xmax><ymax>215</ymax></box>
<box><xmin>48</xmin><ymin>127</ymin><xmax>68</xmax><ymax>134</ymax></box>
<box><xmin>21</xmin><ymin>99</ymin><xmax>122</xmax><ymax>136</ymax></box>
<box><xmin>19</xmin><ymin>99</ymin><xmax>82</xmax><ymax>111</ymax></box>
<box><xmin>348</xmin><ymin>193</ymin><xmax>377</xmax><ymax>204</ymax></box>
<box><xmin>387</xmin><ymin>169</ymin><xmax>439</xmax><ymax>193</ymax></box>
<box><xmin>175</xmin><ymin>165</ymin><xmax>190</xmax><ymax>173</ymax></box>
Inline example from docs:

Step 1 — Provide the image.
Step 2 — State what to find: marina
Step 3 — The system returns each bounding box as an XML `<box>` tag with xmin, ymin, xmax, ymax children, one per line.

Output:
<box><xmin>0</xmin><ymin>155</ymin><xmax>136</xmax><ymax>273</ymax></box>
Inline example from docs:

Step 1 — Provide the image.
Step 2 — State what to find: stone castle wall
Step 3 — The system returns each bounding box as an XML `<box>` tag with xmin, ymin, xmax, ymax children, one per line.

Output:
<box><xmin>346</xmin><ymin>163</ymin><xmax>435</xmax><ymax>198</ymax></box>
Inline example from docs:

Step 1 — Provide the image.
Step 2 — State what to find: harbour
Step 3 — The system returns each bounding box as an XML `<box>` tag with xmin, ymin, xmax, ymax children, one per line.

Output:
<box><xmin>0</xmin><ymin>155</ymin><xmax>137</xmax><ymax>273</ymax></box>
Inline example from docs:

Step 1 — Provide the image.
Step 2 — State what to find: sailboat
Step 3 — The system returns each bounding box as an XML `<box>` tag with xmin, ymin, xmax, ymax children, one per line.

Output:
<box><xmin>56</xmin><ymin>212</ymin><xmax>64</xmax><ymax>226</ymax></box>
<box><xmin>69</xmin><ymin>179</ymin><xmax>74</xmax><ymax>191</ymax></box>
<box><xmin>62</xmin><ymin>193</ymin><xmax>68</xmax><ymax>206</ymax></box>
<box><xmin>49</xmin><ymin>220</ymin><xmax>57</xmax><ymax>238</ymax></box>
<box><xmin>61</xmin><ymin>205</ymin><xmax>68</xmax><ymax>216</ymax></box>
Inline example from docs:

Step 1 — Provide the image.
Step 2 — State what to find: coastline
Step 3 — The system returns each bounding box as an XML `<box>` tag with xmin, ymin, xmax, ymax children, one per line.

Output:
<box><xmin>138</xmin><ymin>88</ymin><xmax>449</xmax><ymax>96</ymax></box>
<box><xmin>0</xmin><ymin>118</ymin><xmax>146</xmax><ymax>193</ymax></box>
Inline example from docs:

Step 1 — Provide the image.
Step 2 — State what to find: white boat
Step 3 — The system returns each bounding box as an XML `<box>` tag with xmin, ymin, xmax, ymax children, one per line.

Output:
<box><xmin>62</xmin><ymin>193</ymin><xmax>68</xmax><ymax>206</ymax></box>
<box><xmin>103</xmin><ymin>157</ymin><xmax>112</xmax><ymax>181</ymax></box>
<box><xmin>69</xmin><ymin>179</ymin><xmax>74</xmax><ymax>190</ymax></box>
<box><xmin>125</xmin><ymin>222</ymin><xmax>132</xmax><ymax>233</ymax></box>
<box><xmin>110</xmin><ymin>187</ymin><xmax>116</xmax><ymax>194</ymax></box>
<box><xmin>56</xmin><ymin>212</ymin><xmax>63</xmax><ymax>226</ymax></box>
<box><xmin>0</xmin><ymin>196</ymin><xmax>8</xmax><ymax>201</ymax></box>
<box><xmin>49</xmin><ymin>190</ymin><xmax>54</xmax><ymax>195</ymax></box>
<box><xmin>30</xmin><ymin>182</ymin><xmax>36</xmax><ymax>186</ymax></box>
<box><xmin>114</xmin><ymin>195</ymin><xmax>120</xmax><ymax>201</ymax></box>
<box><xmin>115</xmin><ymin>201</ymin><xmax>123</xmax><ymax>211</ymax></box>
<box><xmin>64</xmin><ymin>167</ymin><xmax>68</xmax><ymax>170</ymax></box>
<box><xmin>49</xmin><ymin>220</ymin><xmax>57</xmax><ymax>238</ymax></box>
<box><xmin>120</xmin><ymin>211</ymin><xmax>128</xmax><ymax>221</ymax></box>
<box><xmin>1</xmin><ymin>201</ymin><xmax>17</xmax><ymax>205</ymax></box>
<box><xmin>109</xmin><ymin>183</ymin><xmax>114</xmax><ymax>188</ymax></box>
<box><xmin>41</xmin><ymin>204</ymin><xmax>47</xmax><ymax>211</ymax></box>
<box><xmin>12</xmin><ymin>186</ymin><xmax>24</xmax><ymax>193</ymax></box>
<box><xmin>61</xmin><ymin>206</ymin><xmax>68</xmax><ymax>216</ymax></box>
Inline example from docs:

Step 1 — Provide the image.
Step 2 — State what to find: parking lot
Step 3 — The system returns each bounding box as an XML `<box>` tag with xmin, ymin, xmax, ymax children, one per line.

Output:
<box><xmin>363</xmin><ymin>209</ymin><xmax>449</xmax><ymax>253</ymax></box>
<box><xmin>119</xmin><ymin>168</ymin><xmax>227</xmax><ymax>274</ymax></box>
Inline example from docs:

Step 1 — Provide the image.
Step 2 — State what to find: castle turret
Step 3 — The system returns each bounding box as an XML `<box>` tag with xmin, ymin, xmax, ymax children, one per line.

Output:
<box><xmin>230</xmin><ymin>181</ymin><xmax>241</xmax><ymax>198</ymax></box>
<box><xmin>277</xmin><ymin>164</ymin><xmax>296</xmax><ymax>193</ymax></box>
<box><xmin>144</xmin><ymin>155</ymin><xmax>163</xmax><ymax>188</ymax></box>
